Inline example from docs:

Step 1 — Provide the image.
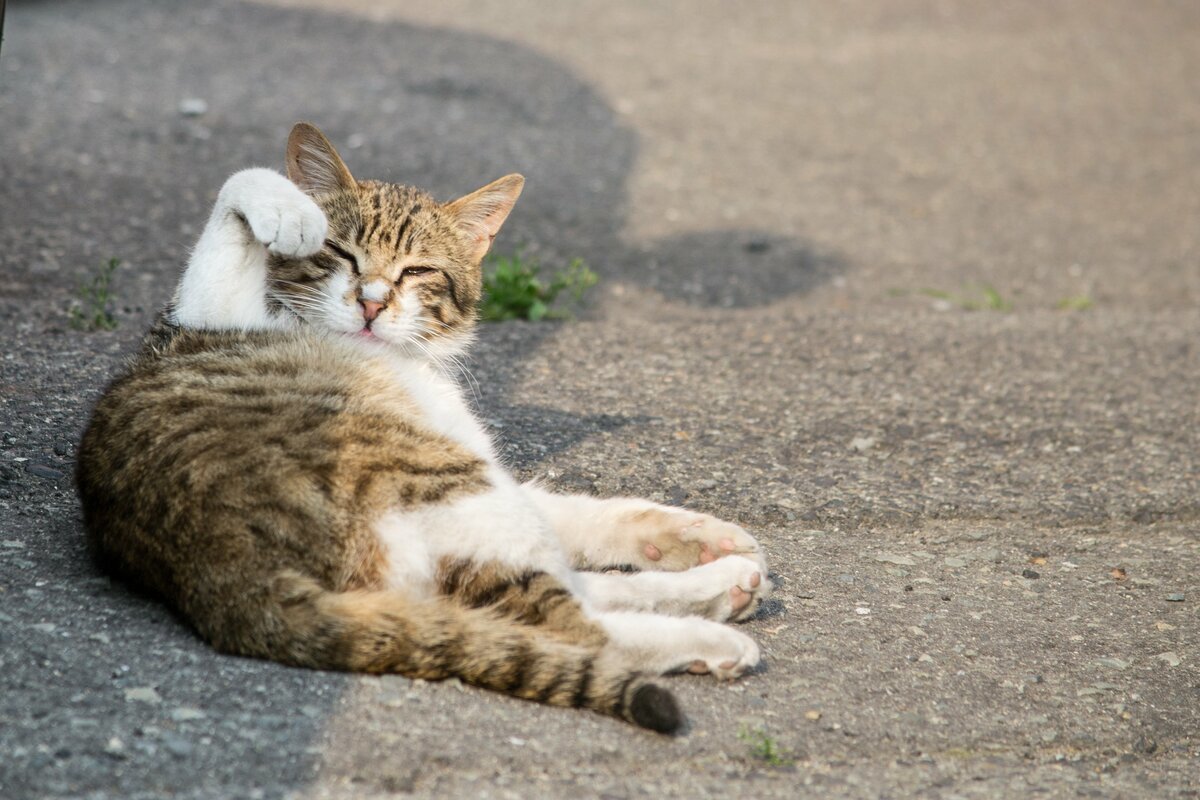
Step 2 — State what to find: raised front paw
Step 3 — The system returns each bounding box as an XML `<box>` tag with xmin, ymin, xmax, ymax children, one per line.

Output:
<box><xmin>626</xmin><ymin>506</ymin><xmax>766</xmax><ymax>575</ymax></box>
<box><xmin>243</xmin><ymin>189</ymin><xmax>327</xmax><ymax>259</ymax></box>
<box><xmin>223</xmin><ymin>169</ymin><xmax>328</xmax><ymax>259</ymax></box>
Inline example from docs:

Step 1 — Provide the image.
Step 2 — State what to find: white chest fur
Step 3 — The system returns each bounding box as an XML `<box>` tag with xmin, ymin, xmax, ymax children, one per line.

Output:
<box><xmin>355</xmin><ymin>345</ymin><xmax>569</xmax><ymax>593</ymax></box>
<box><xmin>381</xmin><ymin>352</ymin><xmax>498</xmax><ymax>464</ymax></box>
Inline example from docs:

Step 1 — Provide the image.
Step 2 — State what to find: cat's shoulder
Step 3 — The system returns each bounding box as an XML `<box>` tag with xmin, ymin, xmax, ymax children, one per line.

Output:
<box><xmin>133</xmin><ymin>308</ymin><xmax>269</xmax><ymax>360</ymax></box>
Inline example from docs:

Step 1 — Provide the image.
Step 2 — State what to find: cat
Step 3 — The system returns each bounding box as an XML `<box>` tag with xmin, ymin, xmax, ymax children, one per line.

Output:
<box><xmin>76</xmin><ymin>123</ymin><xmax>771</xmax><ymax>733</ymax></box>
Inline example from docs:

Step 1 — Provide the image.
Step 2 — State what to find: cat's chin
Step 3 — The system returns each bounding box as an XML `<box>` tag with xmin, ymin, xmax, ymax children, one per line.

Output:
<box><xmin>330</xmin><ymin>324</ymin><xmax>471</xmax><ymax>366</ymax></box>
<box><xmin>339</xmin><ymin>329</ymin><xmax>427</xmax><ymax>359</ymax></box>
<box><xmin>331</xmin><ymin>327</ymin><xmax>389</xmax><ymax>347</ymax></box>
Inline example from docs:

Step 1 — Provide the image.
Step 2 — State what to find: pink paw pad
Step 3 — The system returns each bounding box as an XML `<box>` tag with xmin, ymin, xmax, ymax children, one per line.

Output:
<box><xmin>694</xmin><ymin>535</ymin><xmax>740</xmax><ymax>567</ymax></box>
<box><xmin>727</xmin><ymin>572</ymin><xmax>762</xmax><ymax>614</ymax></box>
<box><xmin>686</xmin><ymin>659</ymin><xmax>739</xmax><ymax>675</ymax></box>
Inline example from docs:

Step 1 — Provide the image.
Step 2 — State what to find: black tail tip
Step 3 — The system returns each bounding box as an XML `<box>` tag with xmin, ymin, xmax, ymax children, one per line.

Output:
<box><xmin>630</xmin><ymin>684</ymin><xmax>683</xmax><ymax>734</ymax></box>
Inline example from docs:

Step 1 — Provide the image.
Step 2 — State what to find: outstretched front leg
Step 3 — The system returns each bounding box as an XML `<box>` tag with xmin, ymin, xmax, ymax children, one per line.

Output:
<box><xmin>597</xmin><ymin>611</ymin><xmax>761</xmax><ymax>680</ymax></box>
<box><xmin>523</xmin><ymin>484</ymin><xmax>767</xmax><ymax>574</ymax></box>
<box><xmin>576</xmin><ymin>556</ymin><xmax>770</xmax><ymax>622</ymax></box>
<box><xmin>172</xmin><ymin>168</ymin><xmax>327</xmax><ymax>330</ymax></box>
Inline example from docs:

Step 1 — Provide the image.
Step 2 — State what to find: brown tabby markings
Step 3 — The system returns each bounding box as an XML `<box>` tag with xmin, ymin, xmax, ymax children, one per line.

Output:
<box><xmin>272</xmin><ymin>126</ymin><xmax>493</xmax><ymax>343</ymax></box>
<box><xmin>436</xmin><ymin>558</ymin><xmax>606</xmax><ymax>646</ymax></box>
<box><xmin>267</xmin><ymin>181</ymin><xmax>479</xmax><ymax>333</ymax></box>
<box><xmin>80</xmin><ymin>320</ymin><xmax>663</xmax><ymax>719</ymax></box>
<box><xmin>77</xmin><ymin>123</ymin><xmax>682</xmax><ymax>731</ymax></box>
<box><xmin>80</xmin><ymin>321</ymin><xmax>490</xmax><ymax>602</ymax></box>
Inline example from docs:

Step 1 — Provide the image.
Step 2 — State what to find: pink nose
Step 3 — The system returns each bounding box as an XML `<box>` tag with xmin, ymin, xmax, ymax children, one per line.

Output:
<box><xmin>359</xmin><ymin>300</ymin><xmax>384</xmax><ymax>322</ymax></box>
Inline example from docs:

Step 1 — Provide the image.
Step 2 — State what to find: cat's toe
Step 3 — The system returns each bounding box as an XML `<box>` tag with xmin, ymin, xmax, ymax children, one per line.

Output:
<box><xmin>704</xmin><ymin>555</ymin><xmax>771</xmax><ymax>622</ymax></box>
<box><xmin>245</xmin><ymin>206</ymin><xmax>282</xmax><ymax>250</ymax></box>
<box><xmin>730</xmin><ymin>586</ymin><xmax>753</xmax><ymax>614</ymax></box>
<box><xmin>682</xmin><ymin>628</ymin><xmax>760</xmax><ymax>680</ymax></box>
<box><xmin>267</xmin><ymin>198</ymin><xmax>327</xmax><ymax>259</ymax></box>
<box><xmin>685</xmin><ymin>518</ymin><xmax>766</xmax><ymax>572</ymax></box>
<box><xmin>711</xmin><ymin>641</ymin><xmax>759</xmax><ymax>680</ymax></box>
<box><xmin>242</xmin><ymin>188</ymin><xmax>327</xmax><ymax>260</ymax></box>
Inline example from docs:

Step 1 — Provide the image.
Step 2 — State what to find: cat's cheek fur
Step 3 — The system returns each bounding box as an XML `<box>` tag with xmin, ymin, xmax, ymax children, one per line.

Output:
<box><xmin>368</xmin><ymin>292</ymin><xmax>424</xmax><ymax>345</ymax></box>
<box><xmin>320</xmin><ymin>271</ymin><xmax>362</xmax><ymax>333</ymax></box>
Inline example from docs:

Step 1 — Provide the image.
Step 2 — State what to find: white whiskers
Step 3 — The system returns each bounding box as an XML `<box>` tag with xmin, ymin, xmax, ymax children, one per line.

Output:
<box><xmin>411</xmin><ymin>319</ymin><xmax>481</xmax><ymax>401</ymax></box>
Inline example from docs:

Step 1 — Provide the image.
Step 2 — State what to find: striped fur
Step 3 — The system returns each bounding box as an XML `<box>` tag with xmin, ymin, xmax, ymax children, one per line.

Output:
<box><xmin>76</xmin><ymin>124</ymin><xmax>699</xmax><ymax>732</ymax></box>
<box><xmin>78</xmin><ymin>318</ymin><xmax>679</xmax><ymax>730</ymax></box>
<box><xmin>77</xmin><ymin>123</ymin><xmax>768</xmax><ymax>734</ymax></box>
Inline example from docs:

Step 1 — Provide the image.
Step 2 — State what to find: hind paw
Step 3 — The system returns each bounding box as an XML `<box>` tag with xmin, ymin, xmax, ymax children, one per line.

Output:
<box><xmin>632</xmin><ymin>508</ymin><xmax>766</xmax><ymax>575</ymax></box>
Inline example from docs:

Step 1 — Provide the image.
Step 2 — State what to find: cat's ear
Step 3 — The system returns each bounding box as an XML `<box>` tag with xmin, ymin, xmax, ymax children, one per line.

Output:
<box><xmin>444</xmin><ymin>174</ymin><xmax>524</xmax><ymax>262</ymax></box>
<box><xmin>286</xmin><ymin>122</ymin><xmax>356</xmax><ymax>195</ymax></box>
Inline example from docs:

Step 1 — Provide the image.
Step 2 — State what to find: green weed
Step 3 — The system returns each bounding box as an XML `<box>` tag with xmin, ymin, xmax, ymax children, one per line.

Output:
<box><xmin>480</xmin><ymin>251</ymin><xmax>597</xmax><ymax>322</ymax></box>
<box><xmin>918</xmin><ymin>284</ymin><xmax>1012</xmax><ymax>312</ymax></box>
<box><xmin>1056</xmin><ymin>295</ymin><xmax>1093</xmax><ymax>311</ymax></box>
<box><xmin>69</xmin><ymin>258</ymin><xmax>120</xmax><ymax>331</ymax></box>
<box><xmin>738</xmin><ymin>724</ymin><xmax>792</xmax><ymax>767</ymax></box>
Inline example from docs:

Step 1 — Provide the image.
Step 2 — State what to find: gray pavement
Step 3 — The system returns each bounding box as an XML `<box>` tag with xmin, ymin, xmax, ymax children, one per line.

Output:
<box><xmin>1</xmin><ymin>1</ymin><xmax>1197</xmax><ymax>798</ymax></box>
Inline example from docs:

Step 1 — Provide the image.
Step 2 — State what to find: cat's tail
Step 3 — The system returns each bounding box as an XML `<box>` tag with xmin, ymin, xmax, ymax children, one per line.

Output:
<box><xmin>202</xmin><ymin>572</ymin><xmax>683</xmax><ymax>734</ymax></box>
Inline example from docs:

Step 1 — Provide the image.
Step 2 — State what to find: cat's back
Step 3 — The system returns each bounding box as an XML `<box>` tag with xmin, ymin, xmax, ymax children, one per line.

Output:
<box><xmin>83</xmin><ymin>321</ymin><xmax>407</xmax><ymax>481</ymax></box>
<box><xmin>76</xmin><ymin>319</ymin><xmax>490</xmax><ymax>607</ymax></box>
<box><xmin>96</xmin><ymin>321</ymin><xmax>393</xmax><ymax>434</ymax></box>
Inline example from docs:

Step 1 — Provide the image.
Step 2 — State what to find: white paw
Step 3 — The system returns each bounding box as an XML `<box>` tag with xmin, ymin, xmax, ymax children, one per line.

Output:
<box><xmin>682</xmin><ymin>623</ymin><xmax>761</xmax><ymax>680</ymax></box>
<box><xmin>691</xmin><ymin>555</ymin><xmax>772</xmax><ymax>622</ymax></box>
<box><xmin>628</xmin><ymin>507</ymin><xmax>767</xmax><ymax>575</ymax></box>
<box><xmin>244</xmin><ymin>192</ymin><xmax>327</xmax><ymax>259</ymax></box>
<box><xmin>226</xmin><ymin>169</ymin><xmax>328</xmax><ymax>259</ymax></box>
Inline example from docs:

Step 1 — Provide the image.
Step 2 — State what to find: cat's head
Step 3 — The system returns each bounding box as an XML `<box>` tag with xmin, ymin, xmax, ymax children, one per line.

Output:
<box><xmin>269</xmin><ymin>122</ymin><xmax>523</xmax><ymax>361</ymax></box>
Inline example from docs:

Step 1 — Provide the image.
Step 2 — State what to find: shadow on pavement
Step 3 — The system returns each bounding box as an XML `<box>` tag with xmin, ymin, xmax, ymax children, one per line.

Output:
<box><xmin>0</xmin><ymin>1</ymin><xmax>836</xmax><ymax>796</ymax></box>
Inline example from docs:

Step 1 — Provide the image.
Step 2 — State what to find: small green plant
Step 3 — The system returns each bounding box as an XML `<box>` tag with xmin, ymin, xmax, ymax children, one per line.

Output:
<box><xmin>918</xmin><ymin>284</ymin><xmax>1012</xmax><ymax>312</ymax></box>
<box><xmin>1056</xmin><ymin>295</ymin><xmax>1093</xmax><ymax>311</ymax></box>
<box><xmin>738</xmin><ymin>724</ymin><xmax>792</xmax><ymax>767</ymax></box>
<box><xmin>481</xmin><ymin>251</ymin><xmax>597</xmax><ymax>322</ymax></box>
<box><xmin>69</xmin><ymin>257</ymin><xmax>120</xmax><ymax>331</ymax></box>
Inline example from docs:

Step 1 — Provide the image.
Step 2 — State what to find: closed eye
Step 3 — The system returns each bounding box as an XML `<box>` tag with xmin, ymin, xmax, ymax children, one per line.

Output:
<box><xmin>400</xmin><ymin>267</ymin><xmax>435</xmax><ymax>279</ymax></box>
<box><xmin>325</xmin><ymin>241</ymin><xmax>359</xmax><ymax>274</ymax></box>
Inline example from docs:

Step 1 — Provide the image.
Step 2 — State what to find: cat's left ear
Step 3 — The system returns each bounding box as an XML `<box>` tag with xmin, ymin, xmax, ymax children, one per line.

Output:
<box><xmin>445</xmin><ymin>174</ymin><xmax>524</xmax><ymax>262</ymax></box>
<box><xmin>286</xmin><ymin>122</ymin><xmax>356</xmax><ymax>195</ymax></box>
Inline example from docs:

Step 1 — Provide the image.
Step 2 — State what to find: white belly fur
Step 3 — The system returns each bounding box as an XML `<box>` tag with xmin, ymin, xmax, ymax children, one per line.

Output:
<box><xmin>366</xmin><ymin>349</ymin><xmax>568</xmax><ymax>593</ymax></box>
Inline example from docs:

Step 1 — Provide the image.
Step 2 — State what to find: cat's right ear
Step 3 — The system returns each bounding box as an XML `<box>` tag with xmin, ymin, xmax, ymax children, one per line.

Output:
<box><xmin>286</xmin><ymin>123</ymin><xmax>356</xmax><ymax>195</ymax></box>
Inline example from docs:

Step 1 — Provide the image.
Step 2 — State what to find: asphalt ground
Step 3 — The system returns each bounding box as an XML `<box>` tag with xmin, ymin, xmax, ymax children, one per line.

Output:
<box><xmin>1</xmin><ymin>1</ymin><xmax>1197</xmax><ymax>798</ymax></box>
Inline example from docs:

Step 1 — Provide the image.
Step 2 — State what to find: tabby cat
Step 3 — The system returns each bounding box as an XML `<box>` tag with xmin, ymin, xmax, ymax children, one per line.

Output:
<box><xmin>76</xmin><ymin>123</ymin><xmax>770</xmax><ymax>733</ymax></box>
